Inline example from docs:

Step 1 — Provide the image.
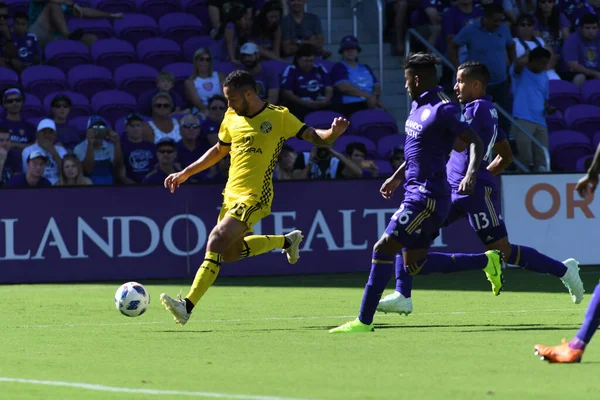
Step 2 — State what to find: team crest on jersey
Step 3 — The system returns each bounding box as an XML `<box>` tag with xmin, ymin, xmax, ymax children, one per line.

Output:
<box><xmin>260</xmin><ymin>121</ymin><xmax>272</xmax><ymax>134</ymax></box>
<box><xmin>420</xmin><ymin>109</ymin><xmax>431</xmax><ymax>121</ymax></box>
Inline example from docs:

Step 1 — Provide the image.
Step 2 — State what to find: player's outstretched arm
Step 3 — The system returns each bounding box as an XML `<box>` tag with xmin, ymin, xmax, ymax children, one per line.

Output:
<box><xmin>164</xmin><ymin>143</ymin><xmax>230</xmax><ymax>193</ymax></box>
<box><xmin>300</xmin><ymin>117</ymin><xmax>350</xmax><ymax>145</ymax></box>
<box><xmin>457</xmin><ymin>128</ymin><xmax>484</xmax><ymax>194</ymax></box>
<box><xmin>575</xmin><ymin>141</ymin><xmax>600</xmax><ymax>198</ymax></box>
<box><xmin>488</xmin><ymin>138</ymin><xmax>514</xmax><ymax>176</ymax></box>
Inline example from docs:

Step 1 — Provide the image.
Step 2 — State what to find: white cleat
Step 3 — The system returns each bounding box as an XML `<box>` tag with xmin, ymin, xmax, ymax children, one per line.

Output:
<box><xmin>282</xmin><ymin>230</ymin><xmax>303</xmax><ymax>264</ymax></box>
<box><xmin>561</xmin><ymin>258</ymin><xmax>585</xmax><ymax>304</ymax></box>
<box><xmin>160</xmin><ymin>293</ymin><xmax>190</xmax><ymax>326</ymax></box>
<box><xmin>376</xmin><ymin>291</ymin><xmax>413</xmax><ymax>315</ymax></box>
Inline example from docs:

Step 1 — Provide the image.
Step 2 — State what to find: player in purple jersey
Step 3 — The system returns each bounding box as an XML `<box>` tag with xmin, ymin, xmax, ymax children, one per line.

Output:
<box><xmin>533</xmin><ymin>152</ymin><xmax>600</xmax><ymax>363</ymax></box>
<box><xmin>377</xmin><ymin>61</ymin><xmax>585</xmax><ymax>317</ymax></box>
<box><xmin>330</xmin><ymin>53</ymin><xmax>505</xmax><ymax>334</ymax></box>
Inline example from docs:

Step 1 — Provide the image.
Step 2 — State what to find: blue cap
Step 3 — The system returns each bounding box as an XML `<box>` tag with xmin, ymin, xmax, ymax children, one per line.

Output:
<box><xmin>339</xmin><ymin>35</ymin><xmax>361</xmax><ymax>53</ymax></box>
<box><xmin>87</xmin><ymin>115</ymin><xmax>109</xmax><ymax>129</ymax></box>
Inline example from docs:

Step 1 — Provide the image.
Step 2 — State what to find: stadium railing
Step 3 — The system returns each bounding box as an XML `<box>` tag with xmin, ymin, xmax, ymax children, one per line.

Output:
<box><xmin>404</xmin><ymin>28</ymin><xmax>552</xmax><ymax>173</ymax></box>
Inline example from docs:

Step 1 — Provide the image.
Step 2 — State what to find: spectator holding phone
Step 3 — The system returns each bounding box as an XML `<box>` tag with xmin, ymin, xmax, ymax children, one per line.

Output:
<box><xmin>73</xmin><ymin>116</ymin><xmax>123</xmax><ymax>185</ymax></box>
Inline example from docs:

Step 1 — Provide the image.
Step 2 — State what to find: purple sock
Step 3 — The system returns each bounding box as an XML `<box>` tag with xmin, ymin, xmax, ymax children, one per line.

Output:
<box><xmin>507</xmin><ymin>244</ymin><xmax>567</xmax><ymax>278</ymax></box>
<box><xmin>570</xmin><ymin>283</ymin><xmax>600</xmax><ymax>350</ymax></box>
<box><xmin>411</xmin><ymin>253</ymin><xmax>488</xmax><ymax>275</ymax></box>
<box><xmin>395</xmin><ymin>254</ymin><xmax>413</xmax><ymax>298</ymax></box>
<box><xmin>358</xmin><ymin>252</ymin><xmax>395</xmax><ymax>325</ymax></box>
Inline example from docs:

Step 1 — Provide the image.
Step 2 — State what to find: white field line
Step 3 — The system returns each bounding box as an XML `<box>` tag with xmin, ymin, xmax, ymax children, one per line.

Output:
<box><xmin>3</xmin><ymin>307</ymin><xmax>584</xmax><ymax>329</ymax></box>
<box><xmin>0</xmin><ymin>377</ymin><xmax>318</xmax><ymax>400</ymax></box>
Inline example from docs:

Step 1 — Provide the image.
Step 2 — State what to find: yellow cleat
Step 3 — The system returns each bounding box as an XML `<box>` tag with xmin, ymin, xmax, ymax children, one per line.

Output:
<box><xmin>328</xmin><ymin>318</ymin><xmax>374</xmax><ymax>334</ymax></box>
<box><xmin>483</xmin><ymin>250</ymin><xmax>505</xmax><ymax>296</ymax></box>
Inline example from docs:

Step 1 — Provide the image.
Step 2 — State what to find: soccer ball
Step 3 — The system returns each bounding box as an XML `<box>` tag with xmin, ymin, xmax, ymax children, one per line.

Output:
<box><xmin>114</xmin><ymin>282</ymin><xmax>150</xmax><ymax>317</ymax></box>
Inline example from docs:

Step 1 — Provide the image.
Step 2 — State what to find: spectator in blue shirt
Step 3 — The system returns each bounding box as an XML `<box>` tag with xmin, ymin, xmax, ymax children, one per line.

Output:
<box><xmin>11</xmin><ymin>11</ymin><xmax>40</xmax><ymax>72</ymax></box>
<box><xmin>281</xmin><ymin>44</ymin><xmax>333</xmax><ymax>120</ymax></box>
<box><xmin>451</xmin><ymin>3</ymin><xmax>516</xmax><ymax>134</ymax></box>
<box><xmin>330</xmin><ymin>35</ymin><xmax>385</xmax><ymax>117</ymax></box>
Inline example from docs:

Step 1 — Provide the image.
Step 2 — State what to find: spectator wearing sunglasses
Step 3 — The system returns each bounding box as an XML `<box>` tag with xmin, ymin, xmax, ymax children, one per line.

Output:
<box><xmin>119</xmin><ymin>113</ymin><xmax>156</xmax><ymax>184</ymax></box>
<box><xmin>200</xmin><ymin>95</ymin><xmax>228</xmax><ymax>146</ymax></box>
<box><xmin>513</xmin><ymin>14</ymin><xmax>561</xmax><ymax>80</ymax></box>
<box><xmin>0</xmin><ymin>88</ymin><xmax>35</xmax><ymax>150</ymax></box>
<box><xmin>142</xmin><ymin>92</ymin><xmax>182</xmax><ymax>144</ymax></box>
<box><xmin>176</xmin><ymin>114</ymin><xmax>209</xmax><ymax>170</ymax></box>
<box><xmin>185</xmin><ymin>48</ymin><xmax>225</xmax><ymax>116</ymax></box>
<box><xmin>142</xmin><ymin>137</ymin><xmax>181</xmax><ymax>184</ymax></box>
<box><xmin>51</xmin><ymin>94</ymin><xmax>81</xmax><ymax>151</ymax></box>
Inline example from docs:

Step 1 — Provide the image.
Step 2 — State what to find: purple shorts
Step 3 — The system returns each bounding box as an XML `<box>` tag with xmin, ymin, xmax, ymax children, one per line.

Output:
<box><xmin>385</xmin><ymin>192</ymin><xmax>450</xmax><ymax>250</ymax></box>
<box><xmin>446</xmin><ymin>185</ymin><xmax>508</xmax><ymax>245</ymax></box>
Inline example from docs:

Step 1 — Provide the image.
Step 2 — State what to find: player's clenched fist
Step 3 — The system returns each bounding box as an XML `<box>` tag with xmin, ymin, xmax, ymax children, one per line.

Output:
<box><xmin>164</xmin><ymin>171</ymin><xmax>190</xmax><ymax>194</ymax></box>
<box><xmin>575</xmin><ymin>173</ymin><xmax>598</xmax><ymax>199</ymax></box>
<box><xmin>331</xmin><ymin>117</ymin><xmax>350</xmax><ymax>136</ymax></box>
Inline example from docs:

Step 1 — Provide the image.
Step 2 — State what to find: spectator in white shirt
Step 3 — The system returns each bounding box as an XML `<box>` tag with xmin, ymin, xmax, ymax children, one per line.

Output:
<box><xmin>21</xmin><ymin>118</ymin><xmax>66</xmax><ymax>185</ymax></box>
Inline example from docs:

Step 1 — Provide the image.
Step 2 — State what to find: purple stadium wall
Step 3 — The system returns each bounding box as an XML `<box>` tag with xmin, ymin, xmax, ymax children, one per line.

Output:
<box><xmin>0</xmin><ymin>180</ymin><xmax>486</xmax><ymax>283</ymax></box>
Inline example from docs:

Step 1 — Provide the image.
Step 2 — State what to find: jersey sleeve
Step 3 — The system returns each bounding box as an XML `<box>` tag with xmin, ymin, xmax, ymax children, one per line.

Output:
<box><xmin>218</xmin><ymin>112</ymin><xmax>232</xmax><ymax>145</ymax></box>
<box><xmin>282</xmin><ymin>107</ymin><xmax>307</xmax><ymax>139</ymax></box>
<box><xmin>469</xmin><ymin>102</ymin><xmax>489</xmax><ymax>134</ymax></box>
<box><xmin>440</xmin><ymin>103</ymin><xmax>470</xmax><ymax>136</ymax></box>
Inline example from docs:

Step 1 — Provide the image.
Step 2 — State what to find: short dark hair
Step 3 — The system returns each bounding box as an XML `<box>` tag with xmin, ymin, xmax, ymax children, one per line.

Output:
<box><xmin>208</xmin><ymin>94</ymin><xmax>227</xmax><ymax>106</ymax></box>
<box><xmin>529</xmin><ymin>46</ymin><xmax>552</xmax><ymax>61</ymax></box>
<box><xmin>403</xmin><ymin>52</ymin><xmax>440</xmax><ymax>80</ymax></box>
<box><xmin>346</xmin><ymin>142</ymin><xmax>367</xmax><ymax>156</ymax></box>
<box><xmin>458</xmin><ymin>61</ymin><xmax>490</xmax><ymax>86</ymax></box>
<box><xmin>580</xmin><ymin>13</ymin><xmax>599</xmax><ymax>27</ymax></box>
<box><xmin>516</xmin><ymin>13</ymin><xmax>534</xmax><ymax>26</ymax></box>
<box><xmin>222</xmin><ymin>70</ymin><xmax>257</xmax><ymax>92</ymax></box>
<box><xmin>13</xmin><ymin>11</ymin><xmax>29</xmax><ymax>21</ymax></box>
<box><xmin>483</xmin><ymin>3</ymin><xmax>504</xmax><ymax>17</ymax></box>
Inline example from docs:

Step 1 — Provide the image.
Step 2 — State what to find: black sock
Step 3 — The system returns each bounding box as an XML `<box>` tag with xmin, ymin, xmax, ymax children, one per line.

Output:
<box><xmin>283</xmin><ymin>237</ymin><xmax>291</xmax><ymax>249</ymax></box>
<box><xmin>184</xmin><ymin>298</ymin><xmax>195</xmax><ymax>314</ymax></box>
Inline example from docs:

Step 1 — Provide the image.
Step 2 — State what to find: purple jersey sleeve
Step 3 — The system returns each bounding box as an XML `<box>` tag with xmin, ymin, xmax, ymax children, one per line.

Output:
<box><xmin>317</xmin><ymin>64</ymin><xmax>332</xmax><ymax>86</ymax></box>
<box><xmin>497</xmin><ymin>126</ymin><xmax>507</xmax><ymax>142</ymax></box>
<box><xmin>559</xmin><ymin>13</ymin><xmax>571</xmax><ymax>29</ymax></box>
<box><xmin>562</xmin><ymin>34</ymin><xmax>579</xmax><ymax>62</ymax></box>
<box><xmin>440</xmin><ymin>102</ymin><xmax>469</xmax><ymax>136</ymax></box>
<box><xmin>281</xmin><ymin>66</ymin><xmax>296</xmax><ymax>91</ymax></box>
<box><xmin>330</xmin><ymin>62</ymin><xmax>349</xmax><ymax>86</ymax></box>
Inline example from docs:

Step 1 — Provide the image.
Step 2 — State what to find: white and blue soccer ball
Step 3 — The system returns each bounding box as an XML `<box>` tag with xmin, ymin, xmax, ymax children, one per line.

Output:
<box><xmin>114</xmin><ymin>282</ymin><xmax>150</xmax><ymax>317</ymax></box>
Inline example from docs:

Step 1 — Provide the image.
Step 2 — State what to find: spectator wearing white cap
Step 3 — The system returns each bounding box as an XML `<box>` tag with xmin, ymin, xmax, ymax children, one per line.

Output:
<box><xmin>74</xmin><ymin>116</ymin><xmax>123</xmax><ymax>185</ymax></box>
<box><xmin>4</xmin><ymin>150</ymin><xmax>52</xmax><ymax>187</ymax></box>
<box><xmin>21</xmin><ymin>118</ymin><xmax>67</xmax><ymax>185</ymax></box>
<box><xmin>240</xmin><ymin>42</ymin><xmax>281</xmax><ymax>104</ymax></box>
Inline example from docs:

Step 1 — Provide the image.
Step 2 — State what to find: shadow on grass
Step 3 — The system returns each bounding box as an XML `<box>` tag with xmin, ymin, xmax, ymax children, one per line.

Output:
<box><xmin>306</xmin><ymin>323</ymin><xmax>581</xmax><ymax>332</ymax></box>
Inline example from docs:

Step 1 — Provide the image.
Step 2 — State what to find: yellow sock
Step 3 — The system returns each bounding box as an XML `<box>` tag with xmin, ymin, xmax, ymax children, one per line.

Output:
<box><xmin>240</xmin><ymin>235</ymin><xmax>286</xmax><ymax>259</ymax></box>
<box><xmin>185</xmin><ymin>251</ymin><xmax>223</xmax><ymax>306</ymax></box>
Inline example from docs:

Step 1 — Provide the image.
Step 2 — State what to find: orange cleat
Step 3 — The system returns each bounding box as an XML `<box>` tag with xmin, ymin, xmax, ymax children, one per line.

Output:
<box><xmin>534</xmin><ymin>339</ymin><xmax>584</xmax><ymax>363</ymax></box>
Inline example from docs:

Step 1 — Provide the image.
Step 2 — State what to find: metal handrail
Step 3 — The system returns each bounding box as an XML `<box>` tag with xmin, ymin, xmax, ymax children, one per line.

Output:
<box><xmin>405</xmin><ymin>28</ymin><xmax>550</xmax><ymax>173</ymax></box>
<box><xmin>351</xmin><ymin>0</ymin><xmax>384</xmax><ymax>95</ymax></box>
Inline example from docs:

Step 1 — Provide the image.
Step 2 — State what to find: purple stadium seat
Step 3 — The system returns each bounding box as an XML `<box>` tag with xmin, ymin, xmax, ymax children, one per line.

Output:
<box><xmin>44</xmin><ymin>40</ymin><xmax>91</xmax><ymax>74</ymax></box>
<box><xmin>90</xmin><ymin>0</ymin><xmax>137</xmax><ymax>13</ymax></box>
<box><xmin>546</xmin><ymin>109</ymin><xmax>566</xmax><ymax>133</ymax></box>
<box><xmin>26</xmin><ymin>116</ymin><xmax>44</xmax><ymax>128</ymax></box>
<box><xmin>350</xmin><ymin>109</ymin><xmax>398</xmax><ymax>141</ymax></box>
<box><xmin>262</xmin><ymin>60</ymin><xmax>289</xmax><ymax>79</ymax></box>
<box><xmin>549</xmin><ymin>130</ymin><xmax>593</xmax><ymax>172</ymax></box>
<box><xmin>91</xmin><ymin>90</ymin><xmax>137</xmax><ymax>127</ymax></box>
<box><xmin>21</xmin><ymin>94</ymin><xmax>42</xmax><ymax>120</ymax></box>
<box><xmin>91</xmin><ymin>39</ymin><xmax>137</xmax><ymax>72</ymax></box>
<box><xmin>317</xmin><ymin>59</ymin><xmax>335</xmax><ymax>72</ymax></box>
<box><xmin>286</xmin><ymin>137</ymin><xmax>313</xmax><ymax>153</ymax></box>
<box><xmin>548</xmin><ymin>80</ymin><xmax>581</xmax><ymax>113</ymax></box>
<box><xmin>68</xmin><ymin>64</ymin><xmax>115</xmax><ymax>100</ymax></box>
<box><xmin>68</xmin><ymin>18</ymin><xmax>114</xmax><ymax>40</ymax></box>
<box><xmin>5</xmin><ymin>0</ymin><xmax>29</xmax><ymax>15</ymax></box>
<box><xmin>159</xmin><ymin>13</ymin><xmax>205</xmax><ymax>44</ymax></box>
<box><xmin>304</xmin><ymin>110</ymin><xmax>344</xmax><ymax>129</ymax></box>
<box><xmin>136</xmin><ymin>38</ymin><xmax>183</xmax><ymax>71</ymax></box>
<box><xmin>114</xmin><ymin>63</ymin><xmax>159</xmax><ymax>97</ymax></box>
<box><xmin>373</xmin><ymin>159</ymin><xmax>394</xmax><ymax>176</ymax></box>
<box><xmin>43</xmin><ymin>91</ymin><xmax>91</xmax><ymax>119</ymax></box>
<box><xmin>576</xmin><ymin>155</ymin><xmax>593</xmax><ymax>172</ymax></box>
<box><xmin>377</xmin><ymin>134</ymin><xmax>406</xmax><ymax>159</ymax></box>
<box><xmin>213</xmin><ymin>60</ymin><xmax>238</xmax><ymax>75</ymax></box>
<box><xmin>162</xmin><ymin>62</ymin><xmax>193</xmax><ymax>96</ymax></box>
<box><xmin>136</xmin><ymin>0</ymin><xmax>181</xmax><ymax>20</ymax></box>
<box><xmin>0</xmin><ymin>67</ymin><xmax>19</xmax><ymax>93</ymax></box>
<box><xmin>564</xmin><ymin>104</ymin><xmax>600</xmax><ymax>138</ymax></box>
<box><xmin>182</xmin><ymin>36</ymin><xmax>217</xmax><ymax>61</ymax></box>
<box><xmin>333</xmin><ymin>135</ymin><xmax>377</xmax><ymax>158</ymax></box>
<box><xmin>21</xmin><ymin>66</ymin><xmax>67</xmax><ymax>100</ymax></box>
<box><xmin>593</xmin><ymin>131</ymin><xmax>600</xmax><ymax>149</ymax></box>
<box><xmin>580</xmin><ymin>79</ymin><xmax>600</xmax><ymax>107</ymax></box>
<box><xmin>181</xmin><ymin>0</ymin><xmax>209</xmax><ymax>24</ymax></box>
<box><xmin>114</xmin><ymin>14</ymin><xmax>159</xmax><ymax>46</ymax></box>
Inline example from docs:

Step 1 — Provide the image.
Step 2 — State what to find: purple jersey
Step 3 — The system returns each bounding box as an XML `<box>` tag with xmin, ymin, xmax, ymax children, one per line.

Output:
<box><xmin>12</xmin><ymin>32</ymin><xmax>40</xmax><ymax>65</ymax></box>
<box><xmin>176</xmin><ymin>140</ymin><xmax>209</xmax><ymax>169</ymax></box>
<box><xmin>4</xmin><ymin>173</ymin><xmax>51</xmax><ymax>188</ymax></box>
<box><xmin>120</xmin><ymin>137</ymin><xmax>157</xmax><ymax>183</ymax></box>
<box><xmin>281</xmin><ymin>64</ymin><xmax>332</xmax><ymax>101</ymax></box>
<box><xmin>404</xmin><ymin>87</ymin><xmax>469</xmax><ymax>198</ymax></box>
<box><xmin>0</xmin><ymin>119</ymin><xmax>35</xmax><ymax>145</ymax></box>
<box><xmin>447</xmin><ymin>96</ymin><xmax>505</xmax><ymax>189</ymax></box>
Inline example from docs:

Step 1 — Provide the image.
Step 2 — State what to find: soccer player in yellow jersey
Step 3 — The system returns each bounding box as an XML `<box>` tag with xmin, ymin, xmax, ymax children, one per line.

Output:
<box><xmin>160</xmin><ymin>70</ymin><xmax>350</xmax><ymax>326</ymax></box>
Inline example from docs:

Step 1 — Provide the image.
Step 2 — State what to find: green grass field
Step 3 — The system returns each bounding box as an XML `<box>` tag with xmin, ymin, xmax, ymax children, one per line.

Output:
<box><xmin>2</xmin><ymin>268</ymin><xmax>600</xmax><ymax>400</ymax></box>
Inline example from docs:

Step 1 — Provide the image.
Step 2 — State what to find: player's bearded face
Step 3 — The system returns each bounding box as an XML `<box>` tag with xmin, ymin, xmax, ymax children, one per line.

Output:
<box><xmin>224</xmin><ymin>87</ymin><xmax>250</xmax><ymax>116</ymax></box>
